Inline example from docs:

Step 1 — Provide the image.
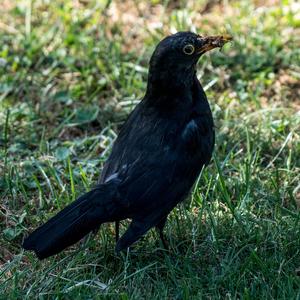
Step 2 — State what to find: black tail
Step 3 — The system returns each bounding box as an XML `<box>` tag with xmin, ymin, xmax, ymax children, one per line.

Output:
<box><xmin>23</xmin><ymin>182</ymin><xmax>119</xmax><ymax>259</ymax></box>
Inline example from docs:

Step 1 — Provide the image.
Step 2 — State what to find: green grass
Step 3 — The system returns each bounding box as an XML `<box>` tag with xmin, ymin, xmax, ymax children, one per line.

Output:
<box><xmin>1</xmin><ymin>0</ymin><xmax>300</xmax><ymax>298</ymax></box>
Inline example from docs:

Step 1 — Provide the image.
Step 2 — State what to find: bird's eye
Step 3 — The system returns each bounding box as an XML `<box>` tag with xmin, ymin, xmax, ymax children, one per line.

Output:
<box><xmin>183</xmin><ymin>44</ymin><xmax>195</xmax><ymax>55</ymax></box>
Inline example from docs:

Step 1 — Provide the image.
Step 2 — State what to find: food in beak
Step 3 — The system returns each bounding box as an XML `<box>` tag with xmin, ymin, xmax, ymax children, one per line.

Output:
<box><xmin>197</xmin><ymin>35</ymin><xmax>233</xmax><ymax>54</ymax></box>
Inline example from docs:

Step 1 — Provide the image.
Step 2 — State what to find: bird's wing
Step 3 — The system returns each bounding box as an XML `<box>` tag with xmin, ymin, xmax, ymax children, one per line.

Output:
<box><xmin>100</xmin><ymin>103</ymin><xmax>206</xmax><ymax>214</ymax></box>
<box><xmin>104</xmin><ymin>148</ymin><xmax>180</xmax><ymax>209</ymax></box>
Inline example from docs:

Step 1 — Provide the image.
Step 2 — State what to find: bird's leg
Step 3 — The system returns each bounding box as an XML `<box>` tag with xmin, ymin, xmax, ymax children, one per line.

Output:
<box><xmin>156</xmin><ymin>217</ymin><xmax>169</xmax><ymax>250</ymax></box>
<box><xmin>158</xmin><ymin>227</ymin><xmax>169</xmax><ymax>249</ymax></box>
<box><xmin>115</xmin><ymin>221</ymin><xmax>120</xmax><ymax>242</ymax></box>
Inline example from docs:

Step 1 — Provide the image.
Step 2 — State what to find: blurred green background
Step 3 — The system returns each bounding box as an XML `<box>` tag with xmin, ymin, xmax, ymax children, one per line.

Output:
<box><xmin>0</xmin><ymin>0</ymin><xmax>300</xmax><ymax>298</ymax></box>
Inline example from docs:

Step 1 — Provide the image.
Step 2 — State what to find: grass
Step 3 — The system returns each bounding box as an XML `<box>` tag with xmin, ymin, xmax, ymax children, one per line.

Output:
<box><xmin>1</xmin><ymin>0</ymin><xmax>300</xmax><ymax>298</ymax></box>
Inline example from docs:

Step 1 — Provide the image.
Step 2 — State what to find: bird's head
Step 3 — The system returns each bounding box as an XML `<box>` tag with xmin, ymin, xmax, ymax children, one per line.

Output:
<box><xmin>147</xmin><ymin>31</ymin><xmax>232</xmax><ymax>93</ymax></box>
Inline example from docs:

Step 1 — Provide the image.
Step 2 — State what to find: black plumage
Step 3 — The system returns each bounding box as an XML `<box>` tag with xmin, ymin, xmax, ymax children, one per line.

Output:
<box><xmin>23</xmin><ymin>32</ymin><xmax>232</xmax><ymax>259</ymax></box>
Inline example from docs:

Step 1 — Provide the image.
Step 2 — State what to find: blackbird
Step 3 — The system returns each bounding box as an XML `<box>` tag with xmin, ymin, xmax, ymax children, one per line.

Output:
<box><xmin>23</xmin><ymin>32</ymin><xmax>232</xmax><ymax>259</ymax></box>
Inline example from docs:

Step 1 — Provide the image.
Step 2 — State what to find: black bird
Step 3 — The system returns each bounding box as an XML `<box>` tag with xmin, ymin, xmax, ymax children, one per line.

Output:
<box><xmin>23</xmin><ymin>32</ymin><xmax>232</xmax><ymax>259</ymax></box>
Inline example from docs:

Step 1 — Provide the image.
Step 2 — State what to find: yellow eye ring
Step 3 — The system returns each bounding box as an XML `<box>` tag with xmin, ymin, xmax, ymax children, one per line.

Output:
<box><xmin>183</xmin><ymin>44</ymin><xmax>195</xmax><ymax>55</ymax></box>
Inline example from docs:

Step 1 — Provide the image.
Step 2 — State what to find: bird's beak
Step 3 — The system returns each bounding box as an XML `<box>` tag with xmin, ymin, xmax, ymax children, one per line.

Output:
<box><xmin>197</xmin><ymin>35</ymin><xmax>233</xmax><ymax>54</ymax></box>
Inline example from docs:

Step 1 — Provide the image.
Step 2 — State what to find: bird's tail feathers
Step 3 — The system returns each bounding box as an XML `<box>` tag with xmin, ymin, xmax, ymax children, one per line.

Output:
<box><xmin>23</xmin><ymin>182</ymin><xmax>119</xmax><ymax>259</ymax></box>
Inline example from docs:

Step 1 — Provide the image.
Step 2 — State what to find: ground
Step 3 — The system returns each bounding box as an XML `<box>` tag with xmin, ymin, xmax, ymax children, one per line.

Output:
<box><xmin>0</xmin><ymin>0</ymin><xmax>300</xmax><ymax>298</ymax></box>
